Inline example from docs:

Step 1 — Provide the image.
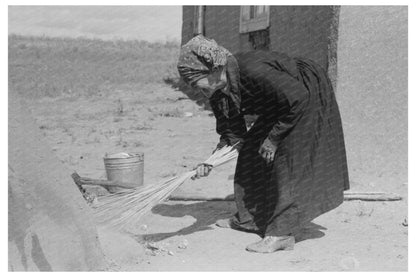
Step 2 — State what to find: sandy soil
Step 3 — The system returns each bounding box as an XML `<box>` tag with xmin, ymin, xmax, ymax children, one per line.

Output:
<box><xmin>27</xmin><ymin>83</ymin><xmax>408</xmax><ymax>271</ymax></box>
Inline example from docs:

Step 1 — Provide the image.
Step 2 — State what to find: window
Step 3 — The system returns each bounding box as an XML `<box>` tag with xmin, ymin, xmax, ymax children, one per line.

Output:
<box><xmin>240</xmin><ymin>6</ymin><xmax>270</xmax><ymax>33</ymax></box>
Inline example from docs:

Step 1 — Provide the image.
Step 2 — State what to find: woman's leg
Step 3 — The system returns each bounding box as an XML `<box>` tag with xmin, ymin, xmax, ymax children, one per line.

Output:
<box><xmin>232</xmin><ymin>116</ymin><xmax>275</xmax><ymax>233</ymax></box>
<box><xmin>234</xmin><ymin>115</ymin><xmax>299</xmax><ymax>252</ymax></box>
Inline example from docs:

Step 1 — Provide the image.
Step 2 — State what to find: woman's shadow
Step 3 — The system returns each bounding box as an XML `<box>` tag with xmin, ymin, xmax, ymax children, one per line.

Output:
<box><xmin>139</xmin><ymin>201</ymin><xmax>234</xmax><ymax>242</ymax></box>
<box><xmin>139</xmin><ymin>200</ymin><xmax>327</xmax><ymax>243</ymax></box>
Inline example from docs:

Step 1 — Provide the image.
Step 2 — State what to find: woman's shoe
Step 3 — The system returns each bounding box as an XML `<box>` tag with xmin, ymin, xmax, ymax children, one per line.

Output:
<box><xmin>246</xmin><ymin>235</ymin><xmax>295</xmax><ymax>253</ymax></box>
<box><xmin>215</xmin><ymin>218</ymin><xmax>260</xmax><ymax>234</ymax></box>
<box><xmin>215</xmin><ymin>218</ymin><xmax>233</xmax><ymax>228</ymax></box>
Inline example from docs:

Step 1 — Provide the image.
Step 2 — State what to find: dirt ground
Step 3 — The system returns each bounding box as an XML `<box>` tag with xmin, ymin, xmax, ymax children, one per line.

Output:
<box><xmin>27</xmin><ymin>83</ymin><xmax>408</xmax><ymax>271</ymax></box>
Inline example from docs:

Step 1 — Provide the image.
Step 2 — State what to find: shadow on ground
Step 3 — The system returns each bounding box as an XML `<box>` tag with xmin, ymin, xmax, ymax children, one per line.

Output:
<box><xmin>138</xmin><ymin>200</ymin><xmax>327</xmax><ymax>244</ymax></box>
<box><xmin>138</xmin><ymin>201</ymin><xmax>234</xmax><ymax>242</ymax></box>
<box><xmin>295</xmin><ymin>222</ymin><xmax>326</xmax><ymax>243</ymax></box>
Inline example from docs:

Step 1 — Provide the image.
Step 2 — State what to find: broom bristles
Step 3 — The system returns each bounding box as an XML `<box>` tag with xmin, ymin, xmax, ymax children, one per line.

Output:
<box><xmin>93</xmin><ymin>144</ymin><xmax>239</xmax><ymax>229</ymax></box>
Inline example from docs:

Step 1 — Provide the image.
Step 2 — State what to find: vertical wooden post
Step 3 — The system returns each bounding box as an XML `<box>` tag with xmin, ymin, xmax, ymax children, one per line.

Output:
<box><xmin>193</xmin><ymin>6</ymin><xmax>205</xmax><ymax>36</ymax></box>
<box><xmin>327</xmin><ymin>6</ymin><xmax>341</xmax><ymax>93</ymax></box>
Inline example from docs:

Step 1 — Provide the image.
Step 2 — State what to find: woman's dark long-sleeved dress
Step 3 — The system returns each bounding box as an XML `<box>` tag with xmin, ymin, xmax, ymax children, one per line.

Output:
<box><xmin>210</xmin><ymin>51</ymin><xmax>349</xmax><ymax>237</ymax></box>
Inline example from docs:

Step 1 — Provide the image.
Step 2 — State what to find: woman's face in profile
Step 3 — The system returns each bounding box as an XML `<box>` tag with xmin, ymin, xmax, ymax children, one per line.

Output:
<box><xmin>193</xmin><ymin>67</ymin><xmax>227</xmax><ymax>98</ymax></box>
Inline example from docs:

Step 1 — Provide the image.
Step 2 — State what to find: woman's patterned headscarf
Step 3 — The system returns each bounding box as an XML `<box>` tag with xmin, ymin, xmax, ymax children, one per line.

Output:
<box><xmin>177</xmin><ymin>35</ymin><xmax>232</xmax><ymax>86</ymax></box>
<box><xmin>177</xmin><ymin>35</ymin><xmax>241</xmax><ymax>118</ymax></box>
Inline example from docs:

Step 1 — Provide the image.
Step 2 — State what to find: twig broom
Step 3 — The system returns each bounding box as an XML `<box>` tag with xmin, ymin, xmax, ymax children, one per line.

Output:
<box><xmin>93</xmin><ymin>144</ymin><xmax>239</xmax><ymax>229</ymax></box>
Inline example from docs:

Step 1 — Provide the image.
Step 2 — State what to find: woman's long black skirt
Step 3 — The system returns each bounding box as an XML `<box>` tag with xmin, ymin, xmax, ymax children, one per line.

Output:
<box><xmin>231</xmin><ymin>59</ymin><xmax>350</xmax><ymax>237</ymax></box>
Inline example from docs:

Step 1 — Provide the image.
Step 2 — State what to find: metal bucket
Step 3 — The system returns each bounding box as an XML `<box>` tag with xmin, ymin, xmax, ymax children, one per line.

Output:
<box><xmin>103</xmin><ymin>152</ymin><xmax>144</xmax><ymax>193</ymax></box>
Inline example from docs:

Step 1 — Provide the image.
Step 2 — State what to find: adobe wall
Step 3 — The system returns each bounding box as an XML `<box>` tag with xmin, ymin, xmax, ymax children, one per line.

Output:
<box><xmin>336</xmin><ymin>6</ymin><xmax>408</xmax><ymax>189</ymax></box>
<box><xmin>181</xmin><ymin>6</ymin><xmax>334</xmax><ymax>69</ymax></box>
<box><xmin>180</xmin><ymin>6</ymin><xmax>408</xmax><ymax>190</ymax></box>
<box><xmin>268</xmin><ymin>6</ymin><xmax>334</xmax><ymax>68</ymax></box>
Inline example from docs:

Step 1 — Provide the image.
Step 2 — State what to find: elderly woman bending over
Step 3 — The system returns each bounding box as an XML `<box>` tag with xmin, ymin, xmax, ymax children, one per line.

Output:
<box><xmin>177</xmin><ymin>35</ymin><xmax>349</xmax><ymax>253</ymax></box>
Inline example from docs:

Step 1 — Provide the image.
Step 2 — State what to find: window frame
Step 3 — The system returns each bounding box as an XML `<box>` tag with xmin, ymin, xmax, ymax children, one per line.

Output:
<box><xmin>239</xmin><ymin>6</ymin><xmax>270</xmax><ymax>33</ymax></box>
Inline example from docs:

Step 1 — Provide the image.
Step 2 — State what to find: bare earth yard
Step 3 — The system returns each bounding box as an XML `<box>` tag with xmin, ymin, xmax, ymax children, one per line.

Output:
<box><xmin>11</xmin><ymin>36</ymin><xmax>408</xmax><ymax>271</ymax></box>
<box><xmin>27</xmin><ymin>85</ymin><xmax>408</xmax><ymax>271</ymax></box>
